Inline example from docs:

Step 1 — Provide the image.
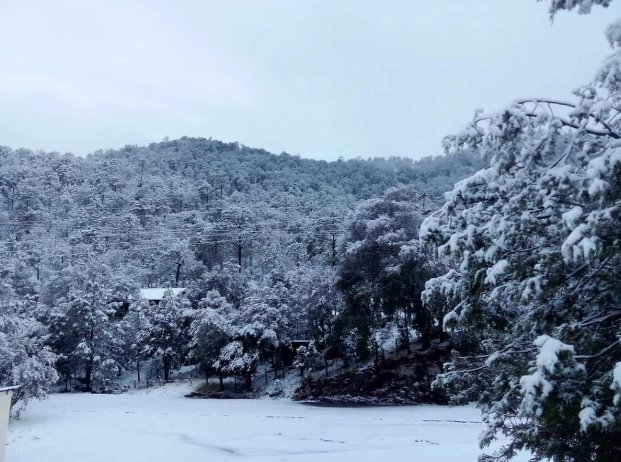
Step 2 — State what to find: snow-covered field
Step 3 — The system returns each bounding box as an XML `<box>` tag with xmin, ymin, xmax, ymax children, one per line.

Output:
<box><xmin>7</xmin><ymin>383</ymin><xmax>524</xmax><ymax>462</ymax></box>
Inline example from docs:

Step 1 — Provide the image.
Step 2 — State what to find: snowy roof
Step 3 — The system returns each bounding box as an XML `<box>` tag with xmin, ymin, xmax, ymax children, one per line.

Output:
<box><xmin>139</xmin><ymin>288</ymin><xmax>186</xmax><ymax>301</ymax></box>
<box><xmin>0</xmin><ymin>385</ymin><xmax>20</xmax><ymax>393</ymax></box>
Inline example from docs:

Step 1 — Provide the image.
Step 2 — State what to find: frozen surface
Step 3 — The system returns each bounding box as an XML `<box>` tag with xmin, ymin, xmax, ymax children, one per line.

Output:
<box><xmin>7</xmin><ymin>383</ymin><xmax>526</xmax><ymax>462</ymax></box>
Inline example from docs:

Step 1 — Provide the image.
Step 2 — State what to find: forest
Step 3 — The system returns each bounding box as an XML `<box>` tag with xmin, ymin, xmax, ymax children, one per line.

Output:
<box><xmin>0</xmin><ymin>138</ymin><xmax>483</xmax><ymax>400</ymax></box>
<box><xmin>1</xmin><ymin>1</ymin><xmax>621</xmax><ymax>461</ymax></box>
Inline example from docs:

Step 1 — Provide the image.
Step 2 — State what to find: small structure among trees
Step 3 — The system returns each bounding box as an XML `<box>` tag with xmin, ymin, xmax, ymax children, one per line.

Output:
<box><xmin>139</xmin><ymin>288</ymin><xmax>186</xmax><ymax>305</ymax></box>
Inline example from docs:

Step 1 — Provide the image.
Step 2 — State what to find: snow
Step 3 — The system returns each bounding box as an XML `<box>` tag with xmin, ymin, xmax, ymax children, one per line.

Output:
<box><xmin>588</xmin><ymin>178</ymin><xmax>609</xmax><ymax>196</ymax></box>
<box><xmin>520</xmin><ymin>370</ymin><xmax>553</xmax><ymax>412</ymax></box>
<box><xmin>520</xmin><ymin>275</ymin><xmax>542</xmax><ymax>301</ymax></box>
<box><xmin>6</xmin><ymin>384</ymin><xmax>529</xmax><ymax>462</ymax></box>
<box><xmin>442</xmin><ymin>311</ymin><xmax>460</xmax><ymax>330</ymax></box>
<box><xmin>0</xmin><ymin>386</ymin><xmax>20</xmax><ymax>393</ymax></box>
<box><xmin>484</xmin><ymin>259</ymin><xmax>509</xmax><ymax>285</ymax></box>
<box><xmin>579</xmin><ymin>402</ymin><xmax>597</xmax><ymax>432</ymax></box>
<box><xmin>265</xmin><ymin>370</ymin><xmax>302</xmax><ymax>399</ymax></box>
<box><xmin>612</xmin><ymin>362</ymin><xmax>621</xmax><ymax>406</ymax></box>
<box><xmin>418</xmin><ymin>215</ymin><xmax>440</xmax><ymax>240</ymax></box>
<box><xmin>561</xmin><ymin>223</ymin><xmax>589</xmax><ymax>262</ymax></box>
<box><xmin>533</xmin><ymin>335</ymin><xmax>574</xmax><ymax>373</ymax></box>
<box><xmin>519</xmin><ymin>336</ymin><xmax>577</xmax><ymax>414</ymax></box>
<box><xmin>579</xmin><ymin>398</ymin><xmax>616</xmax><ymax>432</ymax></box>
<box><xmin>562</xmin><ymin>206</ymin><xmax>583</xmax><ymax>229</ymax></box>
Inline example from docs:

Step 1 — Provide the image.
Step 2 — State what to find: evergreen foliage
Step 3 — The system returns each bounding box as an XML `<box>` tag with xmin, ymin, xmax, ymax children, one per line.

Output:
<box><xmin>422</xmin><ymin>3</ymin><xmax>621</xmax><ymax>459</ymax></box>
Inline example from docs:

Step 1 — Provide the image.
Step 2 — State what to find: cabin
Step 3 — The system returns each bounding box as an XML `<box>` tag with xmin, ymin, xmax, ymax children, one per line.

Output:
<box><xmin>139</xmin><ymin>288</ymin><xmax>186</xmax><ymax>305</ymax></box>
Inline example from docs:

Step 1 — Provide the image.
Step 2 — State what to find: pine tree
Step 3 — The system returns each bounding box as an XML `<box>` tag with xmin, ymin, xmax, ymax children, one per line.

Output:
<box><xmin>0</xmin><ymin>286</ymin><xmax>57</xmax><ymax>414</ymax></box>
<box><xmin>50</xmin><ymin>283</ymin><xmax>125</xmax><ymax>392</ymax></box>
<box><xmin>189</xmin><ymin>290</ymin><xmax>233</xmax><ymax>389</ymax></box>
<box><xmin>139</xmin><ymin>290</ymin><xmax>189</xmax><ymax>381</ymax></box>
<box><xmin>422</xmin><ymin>9</ymin><xmax>621</xmax><ymax>460</ymax></box>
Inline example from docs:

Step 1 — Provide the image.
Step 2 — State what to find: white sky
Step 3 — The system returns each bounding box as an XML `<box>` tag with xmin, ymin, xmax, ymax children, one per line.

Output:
<box><xmin>0</xmin><ymin>0</ymin><xmax>619</xmax><ymax>160</ymax></box>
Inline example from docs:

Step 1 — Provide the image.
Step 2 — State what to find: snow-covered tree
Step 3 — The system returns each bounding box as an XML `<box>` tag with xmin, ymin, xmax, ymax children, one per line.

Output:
<box><xmin>216</xmin><ymin>205</ymin><xmax>261</xmax><ymax>272</ymax></box>
<box><xmin>542</xmin><ymin>0</ymin><xmax>614</xmax><ymax>16</ymax></box>
<box><xmin>138</xmin><ymin>290</ymin><xmax>189</xmax><ymax>381</ymax></box>
<box><xmin>235</xmin><ymin>280</ymin><xmax>298</xmax><ymax>378</ymax></box>
<box><xmin>49</xmin><ymin>282</ymin><xmax>126</xmax><ymax>392</ymax></box>
<box><xmin>214</xmin><ymin>341</ymin><xmax>258</xmax><ymax>391</ymax></box>
<box><xmin>290</xmin><ymin>265</ymin><xmax>343</xmax><ymax>351</ymax></box>
<box><xmin>121</xmin><ymin>298</ymin><xmax>152</xmax><ymax>384</ymax></box>
<box><xmin>189</xmin><ymin>290</ymin><xmax>233</xmax><ymax>388</ymax></box>
<box><xmin>0</xmin><ymin>287</ymin><xmax>57</xmax><ymax>414</ymax></box>
<box><xmin>422</xmin><ymin>13</ymin><xmax>621</xmax><ymax>461</ymax></box>
<box><xmin>293</xmin><ymin>342</ymin><xmax>321</xmax><ymax>378</ymax></box>
<box><xmin>337</xmin><ymin>186</ymin><xmax>443</xmax><ymax>361</ymax></box>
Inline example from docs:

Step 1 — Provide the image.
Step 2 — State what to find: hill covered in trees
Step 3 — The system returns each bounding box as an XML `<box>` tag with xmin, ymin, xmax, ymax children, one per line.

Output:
<box><xmin>0</xmin><ymin>138</ymin><xmax>483</xmax><ymax>289</ymax></box>
<box><xmin>0</xmin><ymin>137</ymin><xmax>482</xmax><ymax>408</ymax></box>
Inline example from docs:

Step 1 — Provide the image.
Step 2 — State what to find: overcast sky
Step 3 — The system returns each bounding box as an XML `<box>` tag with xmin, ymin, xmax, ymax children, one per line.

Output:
<box><xmin>0</xmin><ymin>1</ymin><xmax>619</xmax><ymax>161</ymax></box>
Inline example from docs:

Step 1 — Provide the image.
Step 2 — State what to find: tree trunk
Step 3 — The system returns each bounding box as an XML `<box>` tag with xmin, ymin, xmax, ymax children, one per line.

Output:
<box><xmin>163</xmin><ymin>357</ymin><xmax>171</xmax><ymax>381</ymax></box>
<box><xmin>85</xmin><ymin>360</ymin><xmax>93</xmax><ymax>392</ymax></box>
<box><xmin>244</xmin><ymin>373</ymin><xmax>252</xmax><ymax>391</ymax></box>
<box><xmin>237</xmin><ymin>241</ymin><xmax>242</xmax><ymax>272</ymax></box>
<box><xmin>175</xmin><ymin>258</ymin><xmax>183</xmax><ymax>285</ymax></box>
<box><xmin>419</xmin><ymin>305</ymin><xmax>432</xmax><ymax>350</ymax></box>
<box><xmin>404</xmin><ymin>305</ymin><xmax>412</xmax><ymax>352</ymax></box>
<box><xmin>421</xmin><ymin>332</ymin><xmax>431</xmax><ymax>351</ymax></box>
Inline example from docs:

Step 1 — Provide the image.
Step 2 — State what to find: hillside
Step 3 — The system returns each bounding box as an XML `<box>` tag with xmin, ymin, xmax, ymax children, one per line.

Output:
<box><xmin>0</xmin><ymin>136</ymin><xmax>483</xmax><ymax>401</ymax></box>
<box><xmin>0</xmin><ymin>137</ymin><xmax>483</xmax><ymax>290</ymax></box>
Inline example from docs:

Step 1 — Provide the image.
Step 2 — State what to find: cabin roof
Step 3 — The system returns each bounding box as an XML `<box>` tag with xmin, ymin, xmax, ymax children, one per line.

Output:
<box><xmin>139</xmin><ymin>288</ymin><xmax>186</xmax><ymax>301</ymax></box>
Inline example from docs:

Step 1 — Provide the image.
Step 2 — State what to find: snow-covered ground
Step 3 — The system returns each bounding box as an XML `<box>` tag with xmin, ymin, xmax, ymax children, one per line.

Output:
<box><xmin>6</xmin><ymin>383</ymin><xmax>526</xmax><ymax>462</ymax></box>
